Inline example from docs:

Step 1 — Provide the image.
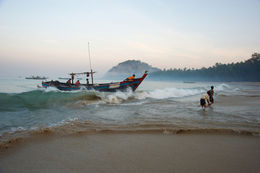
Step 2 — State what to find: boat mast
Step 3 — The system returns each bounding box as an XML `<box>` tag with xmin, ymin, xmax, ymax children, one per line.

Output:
<box><xmin>88</xmin><ymin>42</ymin><xmax>94</xmax><ymax>85</ymax></box>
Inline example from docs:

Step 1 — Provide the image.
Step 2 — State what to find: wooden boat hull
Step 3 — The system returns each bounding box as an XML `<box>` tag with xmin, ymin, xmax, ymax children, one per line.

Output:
<box><xmin>42</xmin><ymin>73</ymin><xmax>147</xmax><ymax>92</ymax></box>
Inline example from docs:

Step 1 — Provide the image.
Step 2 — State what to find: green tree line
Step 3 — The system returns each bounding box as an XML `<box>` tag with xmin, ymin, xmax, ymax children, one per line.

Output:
<box><xmin>150</xmin><ymin>53</ymin><xmax>260</xmax><ymax>82</ymax></box>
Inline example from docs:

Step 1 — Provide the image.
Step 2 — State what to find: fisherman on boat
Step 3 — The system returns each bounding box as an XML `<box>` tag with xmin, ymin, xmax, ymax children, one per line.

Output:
<box><xmin>126</xmin><ymin>74</ymin><xmax>135</xmax><ymax>81</ymax></box>
<box><xmin>66</xmin><ymin>79</ymin><xmax>71</xmax><ymax>85</ymax></box>
<box><xmin>75</xmin><ymin>80</ymin><xmax>80</xmax><ymax>86</ymax></box>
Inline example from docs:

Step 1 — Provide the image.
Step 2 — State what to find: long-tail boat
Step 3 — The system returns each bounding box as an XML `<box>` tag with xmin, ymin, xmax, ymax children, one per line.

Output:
<box><xmin>42</xmin><ymin>71</ymin><xmax>148</xmax><ymax>92</ymax></box>
<box><xmin>41</xmin><ymin>43</ymin><xmax>147</xmax><ymax>91</ymax></box>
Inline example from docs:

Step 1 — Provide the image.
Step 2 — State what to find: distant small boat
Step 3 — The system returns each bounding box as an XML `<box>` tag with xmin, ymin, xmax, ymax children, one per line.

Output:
<box><xmin>26</xmin><ymin>76</ymin><xmax>48</xmax><ymax>80</ymax></box>
<box><xmin>58</xmin><ymin>77</ymin><xmax>82</xmax><ymax>80</ymax></box>
<box><xmin>58</xmin><ymin>77</ymin><xmax>71</xmax><ymax>80</ymax></box>
<box><xmin>183</xmin><ymin>81</ymin><xmax>196</xmax><ymax>83</ymax></box>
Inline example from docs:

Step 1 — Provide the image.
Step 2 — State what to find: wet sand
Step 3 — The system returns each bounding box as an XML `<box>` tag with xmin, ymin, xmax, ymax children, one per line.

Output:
<box><xmin>1</xmin><ymin>134</ymin><xmax>260</xmax><ymax>173</ymax></box>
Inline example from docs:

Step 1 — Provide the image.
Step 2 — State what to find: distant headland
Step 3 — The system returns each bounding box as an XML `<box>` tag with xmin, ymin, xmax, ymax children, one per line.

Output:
<box><xmin>104</xmin><ymin>60</ymin><xmax>160</xmax><ymax>79</ymax></box>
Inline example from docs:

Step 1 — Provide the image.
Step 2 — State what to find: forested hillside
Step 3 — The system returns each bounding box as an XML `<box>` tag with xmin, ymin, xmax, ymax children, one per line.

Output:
<box><xmin>104</xmin><ymin>60</ymin><xmax>160</xmax><ymax>79</ymax></box>
<box><xmin>150</xmin><ymin>53</ymin><xmax>260</xmax><ymax>82</ymax></box>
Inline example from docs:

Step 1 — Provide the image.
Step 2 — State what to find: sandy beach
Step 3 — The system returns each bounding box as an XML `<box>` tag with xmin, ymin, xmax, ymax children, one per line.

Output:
<box><xmin>1</xmin><ymin>133</ymin><xmax>260</xmax><ymax>173</ymax></box>
<box><xmin>1</xmin><ymin>0</ymin><xmax>260</xmax><ymax>172</ymax></box>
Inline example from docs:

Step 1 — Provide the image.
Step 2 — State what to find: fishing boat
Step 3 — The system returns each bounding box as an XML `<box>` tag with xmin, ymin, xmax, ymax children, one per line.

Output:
<box><xmin>26</xmin><ymin>76</ymin><xmax>48</xmax><ymax>80</ymax></box>
<box><xmin>41</xmin><ymin>43</ymin><xmax>148</xmax><ymax>92</ymax></box>
<box><xmin>42</xmin><ymin>71</ymin><xmax>148</xmax><ymax>92</ymax></box>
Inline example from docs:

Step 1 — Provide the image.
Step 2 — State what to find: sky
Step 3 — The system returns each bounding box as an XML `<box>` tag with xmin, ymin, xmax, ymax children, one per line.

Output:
<box><xmin>0</xmin><ymin>0</ymin><xmax>260</xmax><ymax>77</ymax></box>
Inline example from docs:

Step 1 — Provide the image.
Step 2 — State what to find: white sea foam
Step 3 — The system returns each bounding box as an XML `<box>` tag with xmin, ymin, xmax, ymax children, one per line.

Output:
<box><xmin>143</xmin><ymin>87</ymin><xmax>204</xmax><ymax>99</ymax></box>
<box><xmin>9</xmin><ymin>127</ymin><xmax>27</xmax><ymax>133</ymax></box>
<box><xmin>97</xmin><ymin>84</ymin><xmax>235</xmax><ymax>103</ymax></box>
<box><xmin>214</xmin><ymin>83</ymin><xmax>242</xmax><ymax>95</ymax></box>
<box><xmin>215</xmin><ymin>83</ymin><xmax>231</xmax><ymax>91</ymax></box>
<box><xmin>42</xmin><ymin>86</ymin><xmax>60</xmax><ymax>92</ymax></box>
<box><xmin>94</xmin><ymin>87</ymin><xmax>203</xmax><ymax>104</ymax></box>
<box><xmin>101</xmin><ymin>89</ymin><xmax>135</xmax><ymax>104</ymax></box>
<box><xmin>48</xmin><ymin>117</ymin><xmax>80</xmax><ymax>127</ymax></box>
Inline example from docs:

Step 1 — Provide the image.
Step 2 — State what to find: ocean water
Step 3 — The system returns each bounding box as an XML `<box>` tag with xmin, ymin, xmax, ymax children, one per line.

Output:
<box><xmin>0</xmin><ymin>76</ymin><xmax>260</xmax><ymax>143</ymax></box>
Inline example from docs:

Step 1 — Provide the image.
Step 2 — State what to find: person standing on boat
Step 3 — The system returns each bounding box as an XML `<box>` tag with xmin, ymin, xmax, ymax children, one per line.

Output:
<box><xmin>86</xmin><ymin>78</ymin><xmax>89</xmax><ymax>85</ymax></box>
<box><xmin>127</xmin><ymin>74</ymin><xmax>135</xmax><ymax>81</ymax></box>
<box><xmin>71</xmin><ymin>74</ymin><xmax>75</xmax><ymax>84</ymax></box>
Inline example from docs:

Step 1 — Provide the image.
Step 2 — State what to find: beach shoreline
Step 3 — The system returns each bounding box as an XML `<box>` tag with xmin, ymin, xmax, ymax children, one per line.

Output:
<box><xmin>1</xmin><ymin>133</ymin><xmax>260</xmax><ymax>173</ymax></box>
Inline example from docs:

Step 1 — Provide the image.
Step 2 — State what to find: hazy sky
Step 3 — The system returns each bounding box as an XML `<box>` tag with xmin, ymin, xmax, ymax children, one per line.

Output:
<box><xmin>0</xmin><ymin>0</ymin><xmax>259</xmax><ymax>77</ymax></box>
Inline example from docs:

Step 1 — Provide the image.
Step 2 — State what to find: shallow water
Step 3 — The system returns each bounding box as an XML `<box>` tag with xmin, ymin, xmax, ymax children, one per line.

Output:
<box><xmin>0</xmin><ymin>76</ymin><xmax>260</xmax><ymax>143</ymax></box>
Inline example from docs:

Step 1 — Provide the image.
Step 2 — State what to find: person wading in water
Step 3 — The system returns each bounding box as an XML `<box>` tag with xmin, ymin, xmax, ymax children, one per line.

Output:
<box><xmin>207</xmin><ymin>86</ymin><xmax>214</xmax><ymax>104</ymax></box>
<box><xmin>200</xmin><ymin>92</ymin><xmax>211</xmax><ymax>110</ymax></box>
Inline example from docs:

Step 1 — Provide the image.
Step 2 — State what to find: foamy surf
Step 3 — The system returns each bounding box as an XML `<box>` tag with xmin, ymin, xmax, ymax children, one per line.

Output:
<box><xmin>0</xmin><ymin>83</ymin><xmax>238</xmax><ymax>111</ymax></box>
<box><xmin>1</xmin><ymin>81</ymin><xmax>260</xmax><ymax>149</ymax></box>
<box><xmin>1</xmin><ymin>119</ymin><xmax>259</xmax><ymax>152</ymax></box>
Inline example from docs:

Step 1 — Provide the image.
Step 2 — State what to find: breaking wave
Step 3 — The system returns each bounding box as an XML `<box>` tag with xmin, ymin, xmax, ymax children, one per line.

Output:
<box><xmin>0</xmin><ymin>83</ymin><xmax>237</xmax><ymax>111</ymax></box>
<box><xmin>0</xmin><ymin>90</ymin><xmax>101</xmax><ymax>112</ymax></box>
<box><xmin>98</xmin><ymin>83</ymin><xmax>236</xmax><ymax>102</ymax></box>
<box><xmin>141</xmin><ymin>87</ymin><xmax>203</xmax><ymax>99</ymax></box>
